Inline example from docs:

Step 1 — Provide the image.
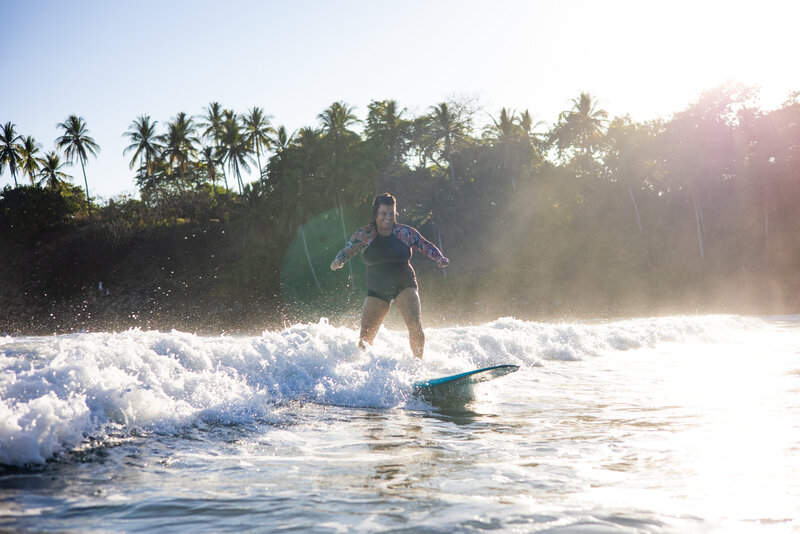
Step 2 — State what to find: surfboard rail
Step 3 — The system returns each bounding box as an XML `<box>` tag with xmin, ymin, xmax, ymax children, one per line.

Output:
<box><xmin>412</xmin><ymin>364</ymin><xmax>520</xmax><ymax>405</ymax></box>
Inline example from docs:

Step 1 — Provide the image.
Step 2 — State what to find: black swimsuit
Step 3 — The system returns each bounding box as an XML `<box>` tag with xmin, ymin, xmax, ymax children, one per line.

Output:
<box><xmin>332</xmin><ymin>222</ymin><xmax>444</xmax><ymax>303</ymax></box>
<box><xmin>362</xmin><ymin>230</ymin><xmax>418</xmax><ymax>303</ymax></box>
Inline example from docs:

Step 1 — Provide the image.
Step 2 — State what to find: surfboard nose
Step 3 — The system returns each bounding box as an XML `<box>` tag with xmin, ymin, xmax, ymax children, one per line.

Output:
<box><xmin>412</xmin><ymin>364</ymin><xmax>520</xmax><ymax>406</ymax></box>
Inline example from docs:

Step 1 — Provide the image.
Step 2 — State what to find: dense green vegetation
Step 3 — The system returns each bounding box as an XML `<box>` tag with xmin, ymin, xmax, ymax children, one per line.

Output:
<box><xmin>2</xmin><ymin>82</ymin><xmax>799</xmax><ymax>334</ymax></box>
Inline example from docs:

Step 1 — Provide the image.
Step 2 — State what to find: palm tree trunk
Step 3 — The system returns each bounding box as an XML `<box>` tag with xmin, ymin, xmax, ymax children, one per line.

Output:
<box><xmin>178</xmin><ymin>158</ymin><xmax>187</xmax><ymax>192</ymax></box>
<box><xmin>691</xmin><ymin>189</ymin><xmax>704</xmax><ymax>258</ymax></box>
<box><xmin>627</xmin><ymin>184</ymin><xmax>642</xmax><ymax>233</ymax></box>
<box><xmin>300</xmin><ymin>226</ymin><xmax>322</xmax><ymax>290</ymax></box>
<box><xmin>148</xmin><ymin>171</ymin><xmax>159</xmax><ymax>223</ymax></box>
<box><xmin>79</xmin><ymin>156</ymin><xmax>93</xmax><ymax>226</ymax></box>
<box><xmin>431</xmin><ymin>189</ymin><xmax>447</xmax><ymax>278</ymax></box>
<box><xmin>221</xmin><ymin>168</ymin><xmax>230</xmax><ymax>193</ymax></box>
<box><xmin>237</xmin><ymin>169</ymin><xmax>244</xmax><ymax>194</ymax></box>
<box><xmin>436</xmin><ymin>218</ymin><xmax>447</xmax><ymax>279</ymax></box>
<box><xmin>336</xmin><ymin>189</ymin><xmax>355</xmax><ymax>284</ymax></box>
<box><xmin>255</xmin><ymin>142</ymin><xmax>263</xmax><ymax>181</ymax></box>
<box><xmin>763</xmin><ymin>199</ymin><xmax>769</xmax><ymax>238</ymax></box>
<box><xmin>447</xmin><ymin>152</ymin><xmax>455</xmax><ymax>184</ymax></box>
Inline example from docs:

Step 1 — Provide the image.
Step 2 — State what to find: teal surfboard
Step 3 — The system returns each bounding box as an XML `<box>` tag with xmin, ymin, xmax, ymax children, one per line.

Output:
<box><xmin>412</xmin><ymin>364</ymin><xmax>520</xmax><ymax>404</ymax></box>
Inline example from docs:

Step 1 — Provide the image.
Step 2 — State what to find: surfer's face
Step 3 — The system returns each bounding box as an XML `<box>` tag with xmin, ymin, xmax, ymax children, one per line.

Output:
<box><xmin>375</xmin><ymin>205</ymin><xmax>395</xmax><ymax>232</ymax></box>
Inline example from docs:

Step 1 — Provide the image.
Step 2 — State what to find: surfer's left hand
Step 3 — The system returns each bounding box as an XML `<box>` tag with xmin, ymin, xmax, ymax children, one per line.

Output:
<box><xmin>437</xmin><ymin>257</ymin><xmax>449</xmax><ymax>268</ymax></box>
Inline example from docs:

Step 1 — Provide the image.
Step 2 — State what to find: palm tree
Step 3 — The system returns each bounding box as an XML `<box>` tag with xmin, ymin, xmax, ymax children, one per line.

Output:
<box><xmin>366</xmin><ymin>99</ymin><xmax>409</xmax><ymax>163</ymax></box>
<box><xmin>295</xmin><ymin>127</ymin><xmax>324</xmax><ymax>177</ymax></box>
<box><xmin>0</xmin><ymin>122</ymin><xmax>23</xmax><ymax>187</ymax></box>
<box><xmin>318</xmin><ymin>101</ymin><xmax>359</xmax><ymax>134</ymax></box>
<box><xmin>318</xmin><ymin>100</ymin><xmax>360</xmax><ymax>195</ymax></box>
<box><xmin>159</xmin><ymin>112</ymin><xmax>198</xmax><ymax>184</ymax></box>
<box><xmin>18</xmin><ymin>136</ymin><xmax>43</xmax><ymax>184</ymax></box>
<box><xmin>200</xmin><ymin>145</ymin><xmax>222</xmax><ymax>193</ymax></box>
<box><xmin>270</xmin><ymin>125</ymin><xmax>293</xmax><ymax>154</ymax></box>
<box><xmin>56</xmin><ymin>115</ymin><xmax>99</xmax><ymax>224</ymax></box>
<box><xmin>199</xmin><ymin>101</ymin><xmax>225</xmax><ymax>142</ymax></box>
<box><xmin>482</xmin><ymin>108</ymin><xmax>524</xmax><ymax>190</ymax></box>
<box><xmin>409</xmin><ymin>115</ymin><xmax>435</xmax><ymax>168</ymax></box>
<box><xmin>123</xmin><ymin>115</ymin><xmax>161</xmax><ymax>176</ymax></box>
<box><xmin>605</xmin><ymin>116</ymin><xmax>646</xmax><ymax>233</ymax></box>
<box><xmin>318</xmin><ymin>101</ymin><xmax>360</xmax><ymax>283</ymax></box>
<box><xmin>551</xmin><ymin>92</ymin><xmax>608</xmax><ymax>176</ymax></box>
<box><xmin>485</xmin><ymin>108</ymin><xmax>519</xmax><ymax>138</ymax></box>
<box><xmin>199</xmin><ymin>103</ymin><xmax>229</xmax><ymax>192</ymax></box>
<box><xmin>243</xmin><ymin>106</ymin><xmax>274</xmax><ymax>180</ymax></box>
<box><xmin>123</xmin><ymin>115</ymin><xmax>162</xmax><ymax>202</ymax></box>
<box><xmin>565</xmin><ymin>92</ymin><xmax>608</xmax><ymax>153</ymax></box>
<box><xmin>318</xmin><ymin>101</ymin><xmax>358</xmax><ymax>187</ymax></box>
<box><xmin>265</xmin><ymin>125</ymin><xmax>295</xmax><ymax>193</ymax></box>
<box><xmin>219</xmin><ymin>113</ymin><xmax>253</xmax><ymax>194</ymax></box>
<box><xmin>365</xmin><ymin>99</ymin><xmax>411</xmax><ymax>193</ymax></box>
<box><xmin>423</xmin><ymin>102</ymin><xmax>471</xmax><ymax>277</ymax></box>
<box><xmin>517</xmin><ymin>109</ymin><xmax>548</xmax><ymax>154</ymax></box>
<box><xmin>268</xmin><ymin>125</ymin><xmax>294</xmax><ymax>171</ymax></box>
<box><xmin>427</xmin><ymin>102</ymin><xmax>467</xmax><ymax>183</ymax></box>
<box><xmin>37</xmin><ymin>151</ymin><xmax>72</xmax><ymax>189</ymax></box>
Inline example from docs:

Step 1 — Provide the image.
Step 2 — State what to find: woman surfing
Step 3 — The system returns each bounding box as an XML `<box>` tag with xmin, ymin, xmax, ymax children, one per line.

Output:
<box><xmin>330</xmin><ymin>193</ymin><xmax>449</xmax><ymax>359</ymax></box>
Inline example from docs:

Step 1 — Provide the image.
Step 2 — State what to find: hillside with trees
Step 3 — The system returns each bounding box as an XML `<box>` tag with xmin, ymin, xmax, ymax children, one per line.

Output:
<box><xmin>2</xmin><ymin>82</ymin><xmax>799</xmax><ymax>334</ymax></box>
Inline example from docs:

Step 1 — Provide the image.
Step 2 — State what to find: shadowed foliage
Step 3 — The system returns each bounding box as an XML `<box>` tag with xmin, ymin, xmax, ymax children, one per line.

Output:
<box><xmin>2</xmin><ymin>84</ymin><xmax>800</xmax><ymax>334</ymax></box>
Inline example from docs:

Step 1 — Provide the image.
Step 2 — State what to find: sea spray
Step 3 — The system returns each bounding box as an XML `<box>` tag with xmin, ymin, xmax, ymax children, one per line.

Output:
<box><xmin>0</xmin><ymin>315</ymin><xmax>767</xmax><ymax>466</ymax></box>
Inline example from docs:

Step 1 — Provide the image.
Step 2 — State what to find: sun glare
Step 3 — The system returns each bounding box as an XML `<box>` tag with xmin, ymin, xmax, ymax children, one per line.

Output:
<box><xmin>567</xmin><ymin>1</ymin><xmax>800</xmax><ymax>119</ymax></box>
<box><xmin>667</xmin><ymin>341</ymin><xmax>800</xmax><ymax>523</ymax></box>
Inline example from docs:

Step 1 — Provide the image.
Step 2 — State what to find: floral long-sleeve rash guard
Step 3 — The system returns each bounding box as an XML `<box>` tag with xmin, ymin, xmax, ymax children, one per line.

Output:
<box><xmin>332</xmin><ymin>223</ymin><xmax>444</xmax><ymax>268</ymax></box>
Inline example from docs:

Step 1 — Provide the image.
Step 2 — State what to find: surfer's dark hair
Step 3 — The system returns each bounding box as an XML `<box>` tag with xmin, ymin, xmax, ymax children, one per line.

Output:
<box><xmin>372</xmin><ymin>193</ymin><xmax>396</xmax><ymax>225</ymax></box>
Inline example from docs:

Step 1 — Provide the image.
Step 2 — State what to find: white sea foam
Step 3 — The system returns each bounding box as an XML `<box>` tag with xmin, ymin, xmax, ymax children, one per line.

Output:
<box><xmin>0</xmin><ymin>315</ymin><xmax>766</xmax><ymax>466</ymax></box>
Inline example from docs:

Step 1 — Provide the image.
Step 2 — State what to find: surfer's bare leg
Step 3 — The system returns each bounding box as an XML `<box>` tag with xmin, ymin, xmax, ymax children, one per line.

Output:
<box><xmin>395</xmin><ymin>288</ymin><xmax>425</xmax><ymax>359</ymax></box>
<box><xmin>360</xmin><ymin>296</ymin><xmax>390</xmax><ymax>349</ymax></box>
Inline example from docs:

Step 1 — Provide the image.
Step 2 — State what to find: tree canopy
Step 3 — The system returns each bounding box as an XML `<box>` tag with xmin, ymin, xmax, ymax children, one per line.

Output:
<box><xmin>3</xmin><ymin>83</ymin><xmax>800</xmax><ymax>331</ymax></box>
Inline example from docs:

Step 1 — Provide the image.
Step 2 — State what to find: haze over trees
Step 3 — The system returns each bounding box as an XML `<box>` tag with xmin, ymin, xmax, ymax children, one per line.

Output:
<box><xmin>2</xmin><ymin>82</ymin><xmax>799</xmax><ymax>333</ymax></box>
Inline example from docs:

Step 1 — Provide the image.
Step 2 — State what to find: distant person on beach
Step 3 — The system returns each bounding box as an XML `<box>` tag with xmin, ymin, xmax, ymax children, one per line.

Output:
<box><xmin>330</xmin><ymin>193</ymin><xmax>449</xmax><ymax>359</ymax></box>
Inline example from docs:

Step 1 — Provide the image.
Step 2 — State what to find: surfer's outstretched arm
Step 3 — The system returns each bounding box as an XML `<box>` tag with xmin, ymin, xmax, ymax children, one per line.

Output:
<box><xmin>330</xmin><ymin>225</ymin><xmax>376</xmax><ymax>270</ymax></box>
<box><xmin>396</xmin><ymin>224</ymin><xmax>450</xmax><ymax>268</ymax></box>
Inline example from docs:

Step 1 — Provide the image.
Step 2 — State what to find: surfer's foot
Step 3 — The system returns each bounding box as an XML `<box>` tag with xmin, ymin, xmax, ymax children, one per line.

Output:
<box><xmin>358</xmin><ymin>338</ymin><xmax>367</xmax><ymax>351</ymax></box>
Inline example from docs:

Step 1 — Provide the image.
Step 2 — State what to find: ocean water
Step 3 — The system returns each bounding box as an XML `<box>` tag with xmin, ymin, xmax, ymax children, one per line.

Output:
<box><xmin>1</xmin><ymin>315</ymin><xmax>799</xmax><ymax>533</ymax></box>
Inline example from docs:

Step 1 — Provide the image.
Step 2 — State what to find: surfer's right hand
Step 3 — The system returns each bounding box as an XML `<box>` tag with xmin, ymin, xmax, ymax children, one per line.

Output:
<box><xmin>330</xmin><ymin>260</ymin><xmax>343</xmax><ymax>271</ymax></box>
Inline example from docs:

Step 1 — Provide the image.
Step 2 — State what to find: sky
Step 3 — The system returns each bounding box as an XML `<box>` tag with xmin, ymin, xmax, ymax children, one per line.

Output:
<box><xmin>1</xmin><ymin>0</ymin><xmax>798</xmax><ymax>198</ymax></box>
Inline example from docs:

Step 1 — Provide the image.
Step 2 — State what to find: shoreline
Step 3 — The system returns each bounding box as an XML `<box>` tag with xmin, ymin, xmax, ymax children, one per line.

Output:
<box><xmin>2</xmin><ymin>287</ymin><xmax>796</xmax><ymax>337</ymax></box>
